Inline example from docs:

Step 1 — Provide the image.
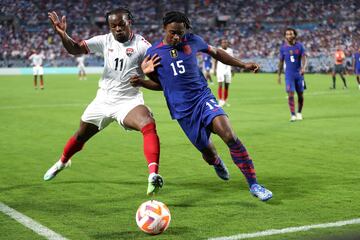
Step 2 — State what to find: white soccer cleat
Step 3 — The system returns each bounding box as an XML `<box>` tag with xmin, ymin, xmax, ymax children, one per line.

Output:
<box><xmin>250</xmin><ymin>184</ymin><xmax>273</xmax><ymax>201</ymax></box>
<box><xmin>290</xmin><ymin>115</ymin><xmax>297</xmax><ymax>122</ymax></box>
<box><xmin>296</xmin><ymin>113</ymin><xmax>303</xmax><ymax>121</ymax></box>
<box><xmin>43</xmin><ymin>159</ymin><xmax>71</xmax><ymax>181</ymax></box>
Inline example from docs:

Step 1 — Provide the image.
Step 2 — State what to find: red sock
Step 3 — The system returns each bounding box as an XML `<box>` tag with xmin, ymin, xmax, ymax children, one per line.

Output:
<box><xmin>141</xmin><ymin>123</ymin><xmax>160</xmax><ymax>174</ymax></box>
<box><xmin>224</xmin><ymin>88</ymin><xmax>229</xmax><ymax>101</ymax></box>
<box><xmin>218</xmin><ymin>85</ymin><xmax>223</xmax><ymax>100</ymax></box>
<box><xmin>60</xmin><ymin>136</ymin><xmax>84</xmax><ymax>163</ymax></box>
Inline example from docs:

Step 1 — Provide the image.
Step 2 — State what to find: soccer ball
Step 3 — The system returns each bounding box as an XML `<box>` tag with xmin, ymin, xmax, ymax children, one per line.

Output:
<box><xmin>135</xmin><ymin>200</ymin><xmax>171</xmax><ymax>235</ymax></box>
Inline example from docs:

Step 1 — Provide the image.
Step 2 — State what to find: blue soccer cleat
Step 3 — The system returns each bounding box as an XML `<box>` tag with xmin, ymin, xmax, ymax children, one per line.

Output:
<box><xmin>250</xmin><ymin>184</ymin><xmax>273</xmax><ymax>201</ymax></box>
<box><xmin>147</xmin><ymin>173</ymin><xmax>164</xmax><ymax>195</ymax></box>
<box><xmin>213</xmin><ymin>159</ymin><xmax>230</xmax><ymax>181</ymax></box>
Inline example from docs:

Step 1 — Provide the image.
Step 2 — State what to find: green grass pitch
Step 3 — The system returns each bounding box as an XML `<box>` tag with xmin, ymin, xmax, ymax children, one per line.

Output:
<box><xmin>0</xmin><ymin>73</ymin><xmax>360</xmax><ymax>240</ymax></box>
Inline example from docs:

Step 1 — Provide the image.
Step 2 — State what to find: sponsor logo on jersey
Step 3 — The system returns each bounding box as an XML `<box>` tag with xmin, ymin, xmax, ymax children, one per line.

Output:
<box><xmin>170</xmin><ymin>49</ymin><xmax>178</xmax><ymax>58</ymax></box>
<box><xmin>126</xmin><ymin>48</ymin><xmax>134</xmax><ymax>57</ymax></box>
<box><xmin>294</xmin><ymin>49</ymin><xmax>300</xmax><ymax>54</ymax></box>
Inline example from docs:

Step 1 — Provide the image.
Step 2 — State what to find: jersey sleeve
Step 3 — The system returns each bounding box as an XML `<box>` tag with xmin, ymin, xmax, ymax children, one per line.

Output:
<box><xmin>137</xmin><ymin>36</ymin><xmax>152</xmax><ymax>60</ymax></box>
<box><xmin>192</xmin><ymin>34</ymin><xmax>210</xmax><ymax>53</ymax></box>
<box><xmin>83</xmin><ymin>35</ymin><xmax>106</xmax><ymax>54</ymax></box>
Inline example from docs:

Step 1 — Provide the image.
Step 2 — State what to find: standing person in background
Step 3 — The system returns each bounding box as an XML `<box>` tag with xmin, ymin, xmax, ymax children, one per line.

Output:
<box><xmin>331</xmin><ymin>46</ymin><xmax>347</xmax><ymax>89</ymax></box>
<box><xmin>76</xmin><ymin>55</ymin><xmax>87</xmax><ymax>80</ymax></box>
<box><xmin>202</xmin><ymin>53</ymin><xmax>214</xmax><ymax>85</ymax></box>
<box><xmin>29</xmin><ymin>49</ymin><xmax>45</xmax><ymax>90</ymax></box>
<box><xmin>215</xmin><ymin>39</ymin><xmax>233</xmax><ymax>107</ymax></box>
<box><xmin>278</xmin><ymin>28</ymin><xmax>307</xmax><ymax>122</ymax></box>
<box><xmin>352</xmin><ymin>47</ymin><xmax>360</xmax><ymax>90</ymax></box>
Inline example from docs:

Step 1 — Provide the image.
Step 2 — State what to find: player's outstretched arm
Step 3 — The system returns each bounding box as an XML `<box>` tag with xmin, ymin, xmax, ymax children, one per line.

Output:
<box><xmin>130</xmin><ymin>75</ymin><xmax>162</xmax><ymax>90</ymax></box>
<box><xmin>207</xmin><ymin>46</ymin><xmax>259</xmax><ymax>73</ymax></box>
<box><xmin>48</xmin><ymin>11</ymin><xmax>86</xmax><ymax>55</ymax></box>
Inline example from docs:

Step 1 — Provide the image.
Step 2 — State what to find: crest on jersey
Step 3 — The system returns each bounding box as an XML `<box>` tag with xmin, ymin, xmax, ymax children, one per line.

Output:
<box><xmin>289</xmin><ymin>50</ymin><xmax>293</xmax><ymax>55</ymax></box>
<box><xmin>126</xmin><ymin>48</ymin><xmax>134</xmax><ymax>57</ymax></box>
<box><xmin>170</xmin><ymin>49</ymin><xmax>178</xmax><ymax>58</ymax></box>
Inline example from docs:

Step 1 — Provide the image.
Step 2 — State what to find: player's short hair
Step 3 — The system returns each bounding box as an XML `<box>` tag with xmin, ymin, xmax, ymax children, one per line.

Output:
<box><xmin>163</xmin><ymin>11</ymin><xmax>191</xmax><ymax>29</ymax></box>
<box><xmin>105</xmin><ymin>7</ymin><xmax>134</xmax><ymax>25</ymax></box>
<box><xmin>284</xmin><ymin>28</ymin><xmax>297</xmax><ymax>37</ymax></box>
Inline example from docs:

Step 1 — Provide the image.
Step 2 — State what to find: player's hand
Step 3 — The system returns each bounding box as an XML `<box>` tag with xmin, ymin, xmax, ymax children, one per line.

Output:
<box><xmin>130</xmin><ymin>75</ymin><xmax>144</xmax><ymax>87</ymax></box>
<box><xmin>277</xmin><ymin>76</ymin><xmax>282</xmax><ymax>85</ymax></box>
<box><xmin>48</xmin><ymin>11</ymin><xmax>67</xmax><ymax>37</ymax></box>
<box><xmin>244</xmin><ymin>62</ymin><xmax>260</xmax><ymax>73</ymax></box>
<box><xmin>300</xmin><ymin>68</ymin><xmax>305</xmax><ymax>76</ymax></box>
<box><xmin>141</xmin><ymin>54</ymin><xmax>161</xmax><ymax>74</ymax></box>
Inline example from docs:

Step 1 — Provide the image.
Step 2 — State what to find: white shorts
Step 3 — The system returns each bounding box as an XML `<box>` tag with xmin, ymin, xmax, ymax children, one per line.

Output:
<box><xmin>33</xmin><ymin>66</ymin><xmax>44</xmax><ymax>75</ymax></box>
<box><xmin>78</xmin><ymin>65</ymin><xmax>85</xmax><ymax>72</ymax></box>
<box><xmin>81</xmin><ymin>90</ymin><xmax>145</xmax><ymax>130</ymax></box>
<box><xmin>217</xmin><ymin>72</ymin><xmax>232</xmax><ymax>83</ymax></box>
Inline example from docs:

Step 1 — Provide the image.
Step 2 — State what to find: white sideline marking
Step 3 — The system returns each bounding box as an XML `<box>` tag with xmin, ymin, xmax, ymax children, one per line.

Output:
<box><xmin>208</xmin><ymin>218</ymin><xmax>360</xmax><ymax>240</ymax></box>
<box><xmin>0</xmin><ymin>202</ymin><xmax>69</xmax><ymax>240</ymax></box>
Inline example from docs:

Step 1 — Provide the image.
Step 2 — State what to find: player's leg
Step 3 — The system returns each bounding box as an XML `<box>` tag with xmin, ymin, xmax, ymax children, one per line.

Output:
<box><xmin>210</xmin><ymin>115</ymin><xmax>272</xmax><ymax>201</ymax></box>
<box><xmin>176</xmin><ymin>112</ymin><xmax>229</xmax><ymax>181</ymax></box>
<box><xmin>339</xmin><ymin>71</ymin><xmax>347</xmax><ymax>89</ymax></box>
<box><xmin>43</xmin><ymin>121</ymin><xmax>99</xmax><ymax>181</ymax></box>
<box><xmin>285</xmin><ymin>76</ymin><xmax>296</xmax><ymax>121</ymax></box>
<box><xmin>217</xmin><ymin>76</ymin><xmax>224</xmax><ymax>106</ymax></box>
<box><xmin>331</xmin><ymin>67</ymin><xmax>336</xmax><ymax>89</ymax></box>
<box><xmin>357</xmin><ymin>75</ymin><xmax>360</xmax><ymax>89</ymax></box>
<box><xmin>224</xmin><ymin>73</ymin><xmax>231</xmax><ymax>106</ymax></box>
<box><xmin>33</xmin><ymin>75</ymin><xmax>38</xmax><ymax>89</ymax></box>
<box><xmin>201</xmin><ymin>139</ymin><xmax>230</xmax><ymax>180</ymax></box>
<box><xmin>295</xmin><ymin>76</ymin><xmax>304</xmax><ymax>120</ymax></box>
<box><xmin>123</xmin><ymin>105</ymin><xmax>162</xmax><ymax>195</ymax></box>
<box><xmin>39</xmin><ymin>75</ymin><xmax>44</xmax><ymax>90</ymax></box>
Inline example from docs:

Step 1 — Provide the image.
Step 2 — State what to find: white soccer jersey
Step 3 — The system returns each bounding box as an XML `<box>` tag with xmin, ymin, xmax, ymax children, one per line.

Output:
<box><xmin>29</xmin><ymin>53</ymin><xmax>45</xmax><ymax>67</ymax></box>
<box><xmin>82</xmin><ymin>32</ymin><xmax>151</xmax><ymax>99</ymax></box>
<box><xmin>216</xmin><ymin>47</ymin><xmax>233</xmax><ymax>74</ymax></box>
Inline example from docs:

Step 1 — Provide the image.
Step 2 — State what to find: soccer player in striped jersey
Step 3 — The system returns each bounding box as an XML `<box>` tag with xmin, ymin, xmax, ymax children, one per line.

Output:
<box><xmin>131</xmin><ymin>11</ymin><xmax>272</xmax><ymax>201</ymax></box>
<box><xmin>278</xmin><ymin>28</ymin><xmax>307</xmax><ymax>121</ymax></box>
<box><xmin>44</xmin><ymin>8</ymin><xmax>163</xmax><ymax>195</ymax></box>
<box><xmin>352</xmin><ymin>47</ymin><xmax>360</xmax><ymax>90</ymax></box>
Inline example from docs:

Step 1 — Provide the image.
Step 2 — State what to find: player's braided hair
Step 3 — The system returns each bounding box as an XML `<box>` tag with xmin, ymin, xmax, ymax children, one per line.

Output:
<box><xmin>162</xmin><ymin>11</ymin><xmax>191</xmax><ymax>29</ymax></box>
<box><xmin>284</xmin><ymin>27</ymin><xmax>297</xmax><ymax>37</ymax></box>
<box><xmin>105</xmin><ymin>7</ymin><xmax>134</xmax><ymax>24</ymax></box>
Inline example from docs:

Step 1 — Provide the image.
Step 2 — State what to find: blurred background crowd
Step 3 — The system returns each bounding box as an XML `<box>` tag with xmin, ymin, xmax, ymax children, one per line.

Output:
<box><xmin>0</xmin><ymin>0</ymin><xmax>358</xmax><ymax>72</ymax></box>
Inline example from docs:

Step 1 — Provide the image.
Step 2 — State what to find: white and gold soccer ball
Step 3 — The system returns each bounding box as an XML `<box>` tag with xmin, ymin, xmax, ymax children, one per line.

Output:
<box><xmin>135</xmin><ymin>200</ymin><xmax>171</xmax><ymax>235</ymax></box>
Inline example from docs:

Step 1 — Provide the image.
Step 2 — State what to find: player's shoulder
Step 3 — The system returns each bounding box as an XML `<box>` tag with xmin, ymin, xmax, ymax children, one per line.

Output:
<box><xmin>133</xmin><ymin>33</ymin><xmax>151</xmax><ymax>47</ymax></box>
<box><xmin>184</xmin><ymin>33</ymin><xmax>202</xmax><ymax>42</ymax></box>
<box><xmin>147</xmin><ymin>39</ymin><xmax>163</xmax><ymax>54</ymax></box>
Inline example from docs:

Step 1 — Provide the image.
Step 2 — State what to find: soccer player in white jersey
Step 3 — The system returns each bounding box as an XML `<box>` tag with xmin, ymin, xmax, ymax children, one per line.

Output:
<box><xmin>44</xmin><ymin>8</ymin><xmax>163</xmax><ymax>195</ymax></box>
<box><xmin>215</xmin><ymin>39</ymin><xmax>234</xmax><ymax>107</ymax></box>
<box><xmin>76</xmin><ymin>55</ymin><xmax>87</xmax><ymax>80</ymax></box>
<box><xmin>29</xmin><ymin>49</ymin><xmax>45</xmax><ymax>90</ymax></box>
